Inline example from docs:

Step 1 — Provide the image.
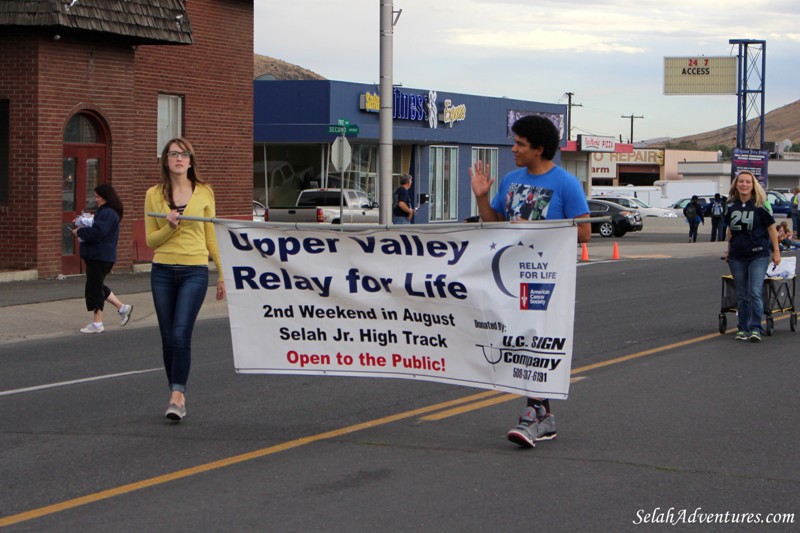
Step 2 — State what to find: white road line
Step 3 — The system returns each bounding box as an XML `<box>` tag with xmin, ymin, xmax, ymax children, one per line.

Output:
<box><xmin>0</xmin><ymin>368</ymin><xmax>161</xmax><ymax>397</ymax></box>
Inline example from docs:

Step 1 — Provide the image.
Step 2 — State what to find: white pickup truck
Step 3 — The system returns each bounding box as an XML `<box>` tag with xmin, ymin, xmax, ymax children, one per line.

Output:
<box><xmin>264</xmin><ymin>188</ymin><xmax>379</xmax><ymax>224</ymax></box>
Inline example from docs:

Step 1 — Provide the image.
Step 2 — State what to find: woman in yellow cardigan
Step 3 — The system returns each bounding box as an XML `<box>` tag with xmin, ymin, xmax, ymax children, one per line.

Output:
<box><xmin>145</xmin><ymin>138</ymin><xmax>225</xmax><ymax>422</ymax></box>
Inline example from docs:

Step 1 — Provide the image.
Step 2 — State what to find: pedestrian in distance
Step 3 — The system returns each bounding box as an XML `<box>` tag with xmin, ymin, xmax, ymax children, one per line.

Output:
<box><xmin>707</xmin><ymin>192</ymin><xmax>727</xmax><ymax>242</ymax></box>
<box><xmin>776</xmin><ymin>221</ymin><xmax>800</xmax><ymax>251</ymax></box>
<box><xmin>470</xmin><ymin>114</ymin><xmax>590</xmax><ymax>448</ymax></box>
<box><xmin>683</xmin><ymin>195</ymin><xmax>704</xmax><ymax>243</ymax></box>
<box><xmin>724</xmin><ymin>170</ymin><xmax>780</xmax><ymax>343</ymax></box>
<box><xmin>392</xmin><ymin>174</ymin><xmax>415</xmax><ymax>224</ymax></box>
<box><xmin>72</xmin><ymin>184</ymin><xmax>133</xmax><ymax>334</ymax></box>
<box><xmin>145</xmin><ymin>138</ymin><xmax>226</xmax><ymax>422</ymax></box>
<box><xmin>790</xmin><ymin>187</ymin><xmax>800</xmax><ymax>238</ymax></box>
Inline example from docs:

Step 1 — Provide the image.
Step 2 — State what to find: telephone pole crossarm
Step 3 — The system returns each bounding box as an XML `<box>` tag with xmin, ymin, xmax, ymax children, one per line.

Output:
<box><xmin>564</xmin><ymin>92</ymin><xmax>582</xmax><ymax>141</ymax></box>
<box><xmin>620</xmin><ymin>114</ymin><xmax>644</xmax><ymax>144</ymax></box>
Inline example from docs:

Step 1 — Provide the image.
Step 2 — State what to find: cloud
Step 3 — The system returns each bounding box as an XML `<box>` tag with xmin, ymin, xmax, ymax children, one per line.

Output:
<box><xmin>253</xmin><ymin>0</ymin><xmax>800</xmax><ymax>139</ymax></box>
<box><xmin>448</xmin><ymin>29</ymin><xmax>645</xmax><ymax>54</ymax></box>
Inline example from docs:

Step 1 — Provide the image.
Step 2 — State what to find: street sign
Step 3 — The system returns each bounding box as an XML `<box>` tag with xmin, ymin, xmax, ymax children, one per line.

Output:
<box><xmin>337</xmin><ymin>119</ymin><xmax>350</xmax><ymax>126</ymax></box>
<box><xmin>331</xmin><ymin>136</ymin><xmax>352</xmax><ymax>172</ymax></box>
<box><xmin>327</xmin><ymin>125</ymin><xmax>359</xmax><ymax>135</ymax></box>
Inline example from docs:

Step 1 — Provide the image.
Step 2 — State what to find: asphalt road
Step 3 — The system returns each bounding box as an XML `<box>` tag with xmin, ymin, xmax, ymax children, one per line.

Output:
<box><xmin>1</xmin><ymin>251</ymin><xmax>799</xmax><ymax>531</ymax></box>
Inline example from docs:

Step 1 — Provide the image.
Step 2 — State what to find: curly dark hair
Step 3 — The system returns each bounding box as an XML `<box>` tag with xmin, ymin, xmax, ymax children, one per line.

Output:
<box><xmin>94</xmin><ymin>183</ymin><xmax>124</xmax><ymax>220</ymax></box>
<box><xmin>511</xmin><ymin>115</ymin><xmax>561</xmax><ymax>161</ymax></box>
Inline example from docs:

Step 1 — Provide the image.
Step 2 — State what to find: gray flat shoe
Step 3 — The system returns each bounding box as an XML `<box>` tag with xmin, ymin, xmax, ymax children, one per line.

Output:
<box><xmin>165</xmin><ymin>403</ymin><xmax>186</xmax><ymax>421</ymax></box>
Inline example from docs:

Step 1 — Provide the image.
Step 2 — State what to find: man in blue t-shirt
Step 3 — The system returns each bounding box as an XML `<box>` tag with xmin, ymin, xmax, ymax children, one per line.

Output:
<box><xmin>470</xmin><ymin>114</ymin><xmax>590</xmax><ymax>448</ymax></box>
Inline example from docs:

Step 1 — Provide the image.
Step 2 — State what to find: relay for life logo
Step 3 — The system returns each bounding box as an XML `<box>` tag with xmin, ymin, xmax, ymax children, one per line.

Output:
<box><xmin>490</xmin><ymin>241</ymin><xmax>556</xmax><ymax>310</ymax></box>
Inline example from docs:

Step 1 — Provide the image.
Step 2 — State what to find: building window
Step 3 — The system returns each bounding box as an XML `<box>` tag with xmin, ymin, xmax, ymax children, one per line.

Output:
<box><xmin>429</xmin><ymin>146</ymin><xmax>458</xmax><ymax>222</ymax></box>
<box><xmin>470</xmin><ymin>147</ymin><xmax>498</xmax><ymax>216</ymax></box>
<box><xmin>254</xmin><ymin>143</ymin><xmax>323</xmax><ymax>207</ymax></box>
<box><xmin>157</xmin><ymin>94</ymin><xmax>183</xmax><ymax>155</ymax></box>
<box><xmin>0</xmin><ymin>100</ymin><xmax>8</xmax><ymax>205</ymax></box>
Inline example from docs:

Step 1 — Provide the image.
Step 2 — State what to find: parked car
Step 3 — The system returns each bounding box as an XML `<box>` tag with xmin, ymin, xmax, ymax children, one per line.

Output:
<box><xmin>590</xmin><ymin>195</ymin><xmax>677</xmax><ymax>218</ymax></box>
<box><xmin>587</xmin><ymin>199</ymin><xmax>644</xmax><ymax>237</ymax></box>
<box><xmin>670</xmin><ymin>196</ymin><xmax>714</xmax><ymax>211</ymax></box>
<box><xmin>265</xmin><ymin>188</ymin><xmax>379</xmax><ymax>224</ymax></box>
<box><xmin>672</xmin><ymin>192</ymin><xmax>791</xmax><ymax>218</ymax></box>
<box><xmin>766</xmin><ymin>190</ymin><xmax>792</xmax><ymax>217</ymax></box>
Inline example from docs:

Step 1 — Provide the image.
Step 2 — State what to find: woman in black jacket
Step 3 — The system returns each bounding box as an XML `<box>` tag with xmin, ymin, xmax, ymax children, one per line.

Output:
<box><xmin>73</xmin><ymin>184</ymin><xmax>133</xmax><ymax>333</ymax></box>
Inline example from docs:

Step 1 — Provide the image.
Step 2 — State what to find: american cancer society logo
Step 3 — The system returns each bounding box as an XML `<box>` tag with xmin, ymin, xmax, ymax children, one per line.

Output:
<box><xmin>490</xmin><ymin>241</ymin><xmax>556</xmax><ymax>311</ymax></box>
<box><xmin>519</xmin><ymin>283</ymin><xmax>555</xmax><ymax>310</ymax></box>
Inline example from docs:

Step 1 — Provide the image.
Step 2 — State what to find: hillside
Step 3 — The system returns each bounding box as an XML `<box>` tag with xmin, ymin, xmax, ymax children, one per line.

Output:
<box><xmin>661</xmin><ymin>99</ymin><xmax>800</xmax><ymax>150</ymax></box>
<box><xmin>253</xmin><ymin>53</ymin><xmax>325</xmax><ymax>81</ymax></box>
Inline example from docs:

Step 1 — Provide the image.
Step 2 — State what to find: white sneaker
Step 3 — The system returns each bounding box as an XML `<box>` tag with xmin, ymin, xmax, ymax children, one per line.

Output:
<box><xmin>119</xmin><ymin>304</ymin><xmax>133</xmax><ymax>326</ymax></box>
<box><xmin>80</xmin><ymin>323</ymin><xmax>104</xmax><ymax>334</ymax></box>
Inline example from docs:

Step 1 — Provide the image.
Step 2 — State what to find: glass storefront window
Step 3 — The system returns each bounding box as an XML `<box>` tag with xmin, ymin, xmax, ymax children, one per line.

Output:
<box><xmin>254</xmin><ymin>144</ymin><xmax>323</xmax><ymax>207</ymax></box>
<box><xmin>470</xmin><ymin>147</ymin><xmax>498</xmax><ymax>216</ymax></box>
<box><xmin>254</xmin><ymin>143</ymin><xmax>414</xmax><ymax>209</ymax></box>
<box><xmin>429</xmin><ymin>146</ymin><xmax>459</xmax><ymax>222</ymax></box>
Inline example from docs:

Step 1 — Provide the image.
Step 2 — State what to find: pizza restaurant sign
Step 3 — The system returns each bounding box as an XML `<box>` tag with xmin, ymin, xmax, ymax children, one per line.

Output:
<box><xmin>359</xmin><ymin>88</ymin><xmax>467</xmax><ymax>129</ymax></box>
<box><xmin>578</xmin><ymin>134</ymin><xmax>615</xmax><ymax>153</ymax></box>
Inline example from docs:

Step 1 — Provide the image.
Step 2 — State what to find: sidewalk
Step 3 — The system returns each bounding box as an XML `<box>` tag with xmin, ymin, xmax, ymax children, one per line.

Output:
<box><xmin>0</xmin><ymin>271</ymin><xmax>228</xmax><ymax>345</ymax></box>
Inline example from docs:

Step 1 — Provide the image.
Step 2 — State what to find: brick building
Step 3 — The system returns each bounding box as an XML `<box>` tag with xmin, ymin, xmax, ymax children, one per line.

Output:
<box><xmin>0</xmin><ymin>0</ymin><xmax>253</xmax><ymax>278</ymax></box>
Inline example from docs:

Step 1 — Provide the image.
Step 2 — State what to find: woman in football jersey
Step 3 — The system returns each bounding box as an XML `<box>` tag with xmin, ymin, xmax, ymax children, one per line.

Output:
<box><xmin>724</xmin><ymin>170</ymin><xmax>780</xmax><ymax>342</ymax></box>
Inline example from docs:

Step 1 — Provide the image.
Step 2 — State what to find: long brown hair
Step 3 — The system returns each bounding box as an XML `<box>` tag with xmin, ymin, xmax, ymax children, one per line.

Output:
<box><xmin>159</xmin><ymin>137</ymin><xmax>208</xmax><ymax>208</ymax></box>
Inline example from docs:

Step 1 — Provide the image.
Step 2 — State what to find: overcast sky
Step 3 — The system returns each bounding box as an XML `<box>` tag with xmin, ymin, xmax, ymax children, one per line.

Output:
<box><xmin>254</xmin><ymin>0</ymin><xmax>799</xmax><ymax>142</ymax></box>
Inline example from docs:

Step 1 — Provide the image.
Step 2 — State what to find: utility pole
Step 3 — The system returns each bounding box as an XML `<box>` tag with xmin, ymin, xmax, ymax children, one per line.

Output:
<box><xmin>620</xmin><ymin>114</ymin><xmax>643</xmax><ymax>144</ymax></box>
<box><xmin>378</xmin><ymin>0</ymin><xmax>394</xmax><ymax>224</ymax></box>
<box><xmin>564</xmin><ymin>92</ymin><xmax>582</xmax><ymax>141</ymax></box>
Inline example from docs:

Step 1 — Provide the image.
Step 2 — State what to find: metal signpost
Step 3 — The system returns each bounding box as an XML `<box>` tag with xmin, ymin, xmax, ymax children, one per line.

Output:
<box><xmin>329</xmin><ymin>119</ymin><xmax>356</xmax><ymax>224</ymax></box>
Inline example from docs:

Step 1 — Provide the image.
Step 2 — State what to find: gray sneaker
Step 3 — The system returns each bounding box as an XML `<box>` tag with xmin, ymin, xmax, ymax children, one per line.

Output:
<box><xmin>507</xmin><ymin>406</ymin><xmax>539</xmax><ymax>447</ymax></box>
<box><xmin>535</xmin><ymin>414</ymin><xmax>557</xmax><ymax>441</ymax></box>
<box><xmin>80</xmin><ymin>323</ymin><xmax>104</xmax><ymax>334</ymax></box>
<box><xmin>119</xmin><ymin>304</ymin><xmax>133</xmax><ymax>327</ymax></box>
<box><xmin>507</xmin><ymin>418</ymin><xmax>539</xmax><ymax>447</ymax></box>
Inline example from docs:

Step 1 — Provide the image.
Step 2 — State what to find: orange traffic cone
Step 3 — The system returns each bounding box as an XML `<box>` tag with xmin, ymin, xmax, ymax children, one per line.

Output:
<box><xmin>581</xmin><ymin>243</ymin><xmax>589</xmax><ymax>261</ymax></box>
<box><xmin>612</xmin><ymin>242</ymin><xmax>620</xmax><ymax>260</ymax></box>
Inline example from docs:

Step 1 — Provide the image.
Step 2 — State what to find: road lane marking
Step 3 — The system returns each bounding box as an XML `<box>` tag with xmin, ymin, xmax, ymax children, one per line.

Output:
<box><xmin>0</xmin><ymin>369</ymin><xmax>161</xmax><ymax>397</ymax></box>
<box><xmin>419</xmin><ymin>377</ymin><xmax>586</xmax><ymax>421</ymax></box>
<box><xmin>0</xmin><ymin>325</ymin><xmax>766</xmax><ymax>526</ymax></box>
<box><xmin>0</xmin><ymin>390</ymin><xmax>500</xmax><ymax>527</ymax></box>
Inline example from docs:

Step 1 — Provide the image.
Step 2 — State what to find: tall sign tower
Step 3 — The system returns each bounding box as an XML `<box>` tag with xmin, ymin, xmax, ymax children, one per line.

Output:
<box><xmin>729</xmin><ymin>39</ymin><xmax>766</xmax><ymax>150</ymax></box>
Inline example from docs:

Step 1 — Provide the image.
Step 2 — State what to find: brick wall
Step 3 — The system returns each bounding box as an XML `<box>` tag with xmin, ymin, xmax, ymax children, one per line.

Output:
<box><xmin>135</xmin><ymin>0</ymin><xmax>254</xmax><ymax>222</ymax></box>
<box><xmin>0</xmin><ymin>32</ymin><xmax>39</xmax><ymax>271</ymax></box>
<box><xmin>0</xmin><ymin>0</ymin><xmax>254</xmax><ymax>277</ymax></box>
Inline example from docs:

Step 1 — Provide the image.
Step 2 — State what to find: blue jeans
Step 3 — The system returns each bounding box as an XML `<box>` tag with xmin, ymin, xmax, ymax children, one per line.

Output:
<box><xmin>151</xmin><ymin>264</ymin><xmax>209</xmax><ymax>392</ymax></box>
<box><xmin>393</xmin><ymin>216</ymin><xmax>411</xmax><ymax>224</ymax></box>
<box><xmin>728</xmin><ymin>255</ymin><xmax>771</xmax><ymax>334</ymax></box>
<box><xmin>687</xmin><ymin>219</ymin><xmax>700</xmax><ymax>242</ymax></box>
<box><xmin>710</xmin><ymin>217</ymin><xmax>725</xmax><ymax>242</ymax></box>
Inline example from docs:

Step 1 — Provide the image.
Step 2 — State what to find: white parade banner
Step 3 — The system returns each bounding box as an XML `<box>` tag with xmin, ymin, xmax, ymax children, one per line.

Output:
<box><xmin>214</xmin><ymin>220</ymin><xmax>578</xmax><ymax>399</ymax></box>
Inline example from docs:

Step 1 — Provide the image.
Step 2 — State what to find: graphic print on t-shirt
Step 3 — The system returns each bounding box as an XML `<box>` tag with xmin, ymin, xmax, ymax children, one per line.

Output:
<box><xmin>505</xmin><ymin>183</ymin><xmax>553</xmax><ymax>221</ymax></box>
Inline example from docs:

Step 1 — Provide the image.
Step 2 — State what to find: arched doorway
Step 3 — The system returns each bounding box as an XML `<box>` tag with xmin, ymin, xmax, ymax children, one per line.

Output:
<box><xmin>61</xmin><ymin>112</ymin><xmax>109</xmax><ymax>274</ymax></box>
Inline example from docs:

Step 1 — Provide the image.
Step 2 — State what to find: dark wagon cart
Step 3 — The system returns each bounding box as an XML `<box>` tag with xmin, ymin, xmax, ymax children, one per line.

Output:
<box><xmin>719</xmin><ymin>275</ymin><xmax>797</xmax><ymax>335</ymax></box>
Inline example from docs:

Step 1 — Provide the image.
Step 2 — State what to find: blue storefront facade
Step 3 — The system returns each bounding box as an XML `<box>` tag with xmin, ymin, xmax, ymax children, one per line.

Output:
<box><xmin>253</xmin><ymin>80</ymin><xmax>568</xmax><ymax>223</ymax></box>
